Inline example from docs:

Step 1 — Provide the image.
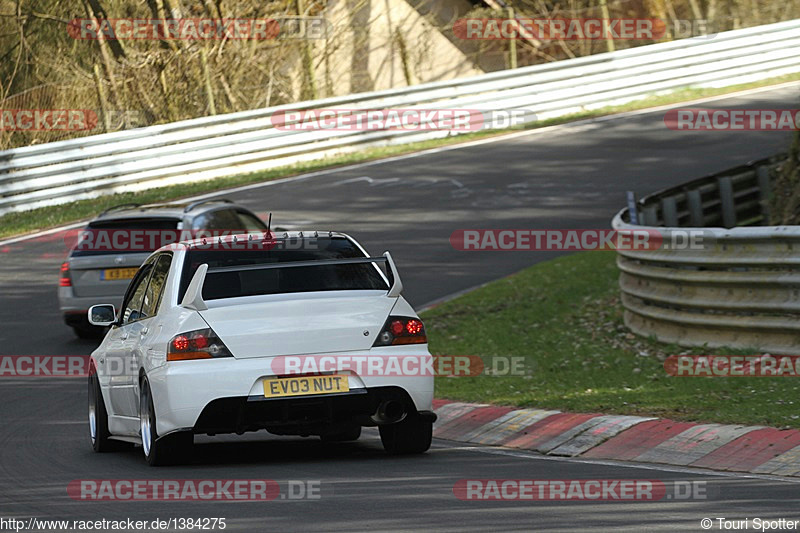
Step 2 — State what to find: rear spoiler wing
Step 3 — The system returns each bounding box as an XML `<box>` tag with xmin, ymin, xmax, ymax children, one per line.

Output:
<box><xmin>180</xmin><ymin>251</ymin><xmax>403</xmax><ymax>311</ymax></box>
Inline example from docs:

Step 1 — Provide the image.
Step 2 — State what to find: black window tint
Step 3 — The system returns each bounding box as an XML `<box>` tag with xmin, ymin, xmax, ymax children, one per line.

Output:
<box><xmin>71</xmin><ymin>218</ymin><xmax>180</xmax><ymax>257</ymax></box>
<box><xmin>191</xmin><ymin>209</ymin><xmax>241</xmax><ymax>231</ymax></box>
<box><xmin>121</xmin><ymin>263</ymin><xmax>154</xmax><ymax>324</ymax></box>
<box><xmin>202</xmin><ymin>264</ymin><xmax>387</xmax><ymax>301</ymax></box>
<box><xmin>235</xmin><ymin>210</ymin><xmax>267</xmax><ymax>231</ymax></box>
<box><xmin>190</xmin><ymin>213</ymin><xmax>212</xmax><ymax>231</ymax></box>
<box><xmin>140</xmin><ymin>254</ymin><xmax>172</xmax><ymax>318</ymax></box>
<box><xmin>178</xmin><ymin>237</ymin><xmax>389</xmax><ymax>302</ymax></box>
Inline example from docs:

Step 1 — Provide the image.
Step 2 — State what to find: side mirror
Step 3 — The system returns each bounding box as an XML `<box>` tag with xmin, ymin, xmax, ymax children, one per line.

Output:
<box><xmin>88</xmin><ymin>304</ymin><xmax>117</xmax><ymax>327</ymax></box>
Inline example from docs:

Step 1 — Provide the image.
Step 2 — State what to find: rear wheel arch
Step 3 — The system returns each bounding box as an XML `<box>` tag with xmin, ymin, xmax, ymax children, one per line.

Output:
<box><xmin>140</xmin><ymin>376</ymin><xmax>192</xmax><ymax>466</ymax></box>
<box><xmin>89</xmin><ymin>361</ymin><xmax>110</xmax><ymax>407</ymax></box>
<box><xmin>138</xmin><ymin>368</ymin><xmax>148</xmax><ymax>418</ymax></box>
<box><xmin>89</xmin><ymin>372</ymin><xmax>122</xmax><ymax>452</ymax></box>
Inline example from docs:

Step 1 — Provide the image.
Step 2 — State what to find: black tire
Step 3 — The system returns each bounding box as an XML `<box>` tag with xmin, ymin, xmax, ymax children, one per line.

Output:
<box><xmin>88</xmin><ymin>374</ymin><xmax>115</xmax><ymax>452</ymax></box>
<box><xmin>320</xmin><ymin>424</ymin><xmax>361</xmax><ymax>442</ymax></box>
<box><xmin>379</xmin><ymin>416</ymin><xmax>433</xmax><ymax>454</ymax></box>
<box><xmin>140</xmin><ymin>378</ymin><xmax>193</xmax><ymax>466</ymax></box>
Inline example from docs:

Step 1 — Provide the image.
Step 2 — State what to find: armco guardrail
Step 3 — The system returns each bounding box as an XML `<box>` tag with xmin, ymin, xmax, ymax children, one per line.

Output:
<box><xmin>611</xmin><ymin>153</ymin><xmax>800</xmax><ymax>353</ymax></box>
<box><xmin>2</xmin><ymin>19</ymin><xmax>800</xmax><ymax>215</ymax></box>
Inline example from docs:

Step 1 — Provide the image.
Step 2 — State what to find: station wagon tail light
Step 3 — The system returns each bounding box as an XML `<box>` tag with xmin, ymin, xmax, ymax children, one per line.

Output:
<box><xmin>59</xmin><ymin>262</ymin><xmax>72</xmax><ymax>287</ymax></box>
<box><xmin>168</xmin><ymin>328</ymin><xmax>232</xmax><ymax>361</ymax></box>
<box><xmin>373</xmin><ymin>316</ymin><xmax>427</xmax><ymax>346</ymax></box>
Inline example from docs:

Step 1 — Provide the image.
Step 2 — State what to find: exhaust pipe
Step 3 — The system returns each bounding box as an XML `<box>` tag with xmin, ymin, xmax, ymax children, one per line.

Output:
<box><xmin>370</xmin><ymin>400</ymin><xmax>407</xmax><ymax>424</ymax></box>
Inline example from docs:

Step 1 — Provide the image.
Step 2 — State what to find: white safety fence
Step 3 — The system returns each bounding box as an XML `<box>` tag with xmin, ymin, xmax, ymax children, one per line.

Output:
<box><xmin>2</xmin><ymin>19</ymin><xmax>800</xmax><ymax>215</ymax></box>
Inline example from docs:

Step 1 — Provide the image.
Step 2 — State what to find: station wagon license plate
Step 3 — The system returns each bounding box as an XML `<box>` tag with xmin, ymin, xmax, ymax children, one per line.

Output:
<box><xmin>263</xmin><ymin>375</ymin><xmax>349</xmax><ymax>398</ymax></box>
<box><xmin>101</xmin><ymin>267</ymin><xmax>138</xmax><ymax>281</ymax></box>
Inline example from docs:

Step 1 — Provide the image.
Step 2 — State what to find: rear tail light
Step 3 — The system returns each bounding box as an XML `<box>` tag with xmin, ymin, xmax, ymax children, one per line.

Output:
<box><xmin>167</xmin><ymin>328</ymin><xmax>233</xmax><ymax>361</ymax></box>
<box><xmin>373</xmin><ymin>316</ymin><xmax>427</xmax><ymax>346</ymax></box>
<box><xmin>59</xmin><ymin>262</ymin><xmax>72</xmax><ymax>287</ymax></box>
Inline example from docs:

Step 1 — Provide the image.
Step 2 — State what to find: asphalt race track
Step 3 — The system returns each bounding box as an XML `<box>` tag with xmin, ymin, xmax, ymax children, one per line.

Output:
<box><xmin>1</xmin><ymin>84</ymin><xmax>799</xmax><ymax>531</ymax></box>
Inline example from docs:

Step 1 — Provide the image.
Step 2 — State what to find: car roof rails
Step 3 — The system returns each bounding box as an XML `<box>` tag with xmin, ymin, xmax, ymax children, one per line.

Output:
<box><xmin>98</xmin><ymin>203</ymin><xmax>142</xmax><ymax>216</ymax></box>
<box><xmin>183</xmin><ymin>198</ymin><xmax>234</xmax><ymax>213</ymax></box>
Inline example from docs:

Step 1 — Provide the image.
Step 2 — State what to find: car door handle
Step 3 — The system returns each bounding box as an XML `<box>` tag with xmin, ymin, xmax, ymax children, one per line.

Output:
<box><xmin>140</xmin><ymin>327</ymin><xmax>148</xmax><ymax>336</ymax></box>
<box><xmin>120</xmin><ymin>332</ymin><xmax>128</xmax><ymax>340</ymax></box>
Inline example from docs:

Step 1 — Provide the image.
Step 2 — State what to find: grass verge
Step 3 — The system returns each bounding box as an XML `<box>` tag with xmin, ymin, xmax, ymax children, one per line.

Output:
<box><xmin>422</xmin><ymin>251</ymin><xmax>800</xmax><ymax>429</ymax></box>
<box><xmin>3</xmin><ymin>72</ymin><xmax>800</xmax><ymax>240</ymax></box>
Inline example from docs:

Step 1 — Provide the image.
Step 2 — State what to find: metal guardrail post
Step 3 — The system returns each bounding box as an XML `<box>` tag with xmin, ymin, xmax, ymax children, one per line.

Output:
<box><xmin>661</xmin><ymin>196</ymin><xmax>679</xmax><ymax>227</ymax></box>
<box><xmin>687</xmin><ymin>189</ymin><xmax>704</xmax><ymax>226</ymax></box>
<box><xmin>642</xmin><ymin>206</ymin><xmax>658</xmax><ymax>226</ymax></box>
<box><xmin>756</xmin><ymin>166</ymin><xmax>772</xmax><ymax>223</ymax></box>
<box><xmin>717</xmin><ymin>176</ymin><xmax>737</xmax><ymax>228</ymax></box>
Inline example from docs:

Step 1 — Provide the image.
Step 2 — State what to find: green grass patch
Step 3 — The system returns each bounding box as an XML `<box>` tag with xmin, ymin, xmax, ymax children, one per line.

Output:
<box><xmin>3</xmin><ymin>72</ymin><xmax>800</xmax><ymax>240</ymax></box>
<box><xmin>423</xmin><ymin>251</ymin><xmax>800</xmax><ymax>428</ymax></box>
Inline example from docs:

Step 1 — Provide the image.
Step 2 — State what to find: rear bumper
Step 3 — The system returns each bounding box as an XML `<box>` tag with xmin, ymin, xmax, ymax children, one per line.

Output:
<box><xmin>145</xmin><ymin>347</ymin><xmax>434</xmax><ymax>436</ymax></box>
<box><xmin>193</xmin><ymin>387</ymin><xmax>436</xmax><ymax>436</ymax></box>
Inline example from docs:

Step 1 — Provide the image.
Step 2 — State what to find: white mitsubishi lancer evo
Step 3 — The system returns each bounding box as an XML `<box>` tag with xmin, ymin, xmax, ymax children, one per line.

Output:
<box><xmin>87</xmin><ymin>231</ymin><xmax>436</xmax><ymax>466</ymax></box>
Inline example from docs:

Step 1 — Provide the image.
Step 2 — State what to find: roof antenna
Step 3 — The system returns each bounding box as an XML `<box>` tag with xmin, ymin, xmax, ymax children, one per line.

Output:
<box><xmin>266</xmin><ymin>213</ymin><xmax>272</xmax><ymax>239</ymax></box>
